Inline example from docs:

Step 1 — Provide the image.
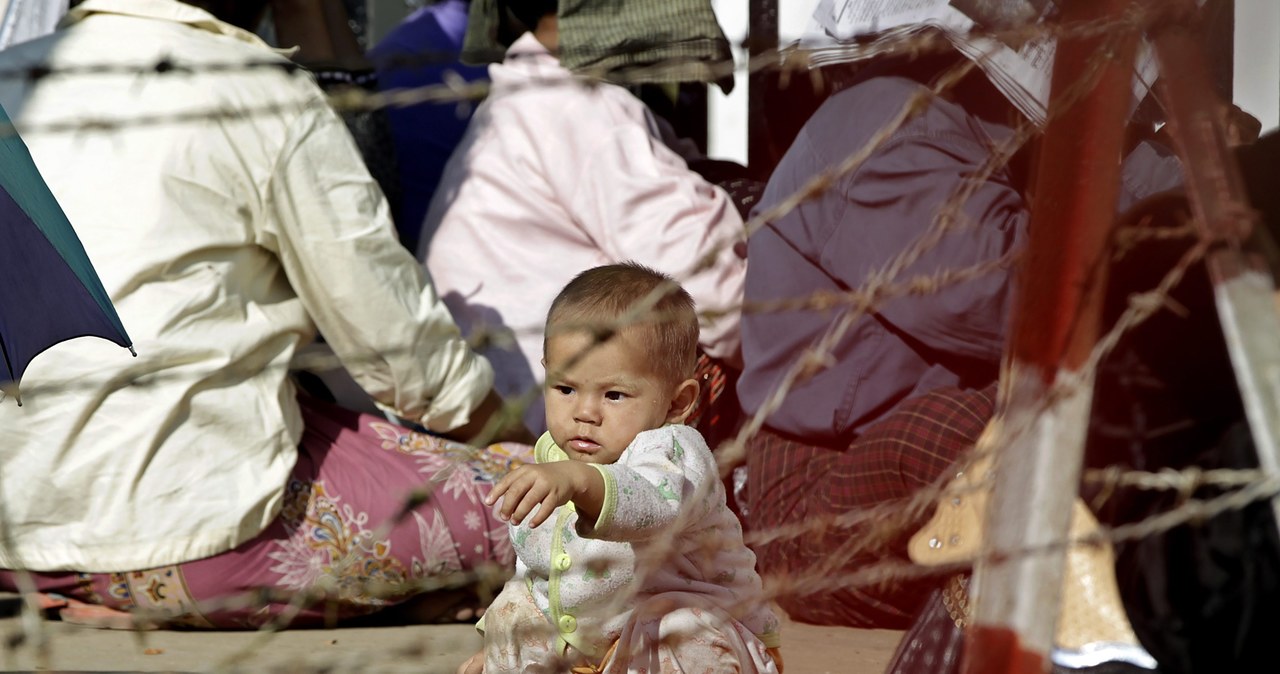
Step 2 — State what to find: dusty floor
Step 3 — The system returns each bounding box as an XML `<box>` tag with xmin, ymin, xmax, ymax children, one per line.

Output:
<box><xmin>0</xmin><ymin>609</ymin><xmax>902</xmax><ymax>673</ymax></box>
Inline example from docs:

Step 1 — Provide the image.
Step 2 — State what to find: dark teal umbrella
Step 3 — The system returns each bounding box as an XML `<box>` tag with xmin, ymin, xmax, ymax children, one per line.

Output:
<box><xmin>0</xmin><ymin>102</ymin><xmax>133</xmax><ymax>403</ymax></box>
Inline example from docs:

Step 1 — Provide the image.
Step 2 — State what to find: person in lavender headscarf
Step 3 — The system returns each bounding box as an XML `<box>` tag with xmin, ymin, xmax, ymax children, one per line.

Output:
<box><xmin>736</xmin><ymin>0</ymin><xmax>1179</xmax><ymax>667</ymax></box>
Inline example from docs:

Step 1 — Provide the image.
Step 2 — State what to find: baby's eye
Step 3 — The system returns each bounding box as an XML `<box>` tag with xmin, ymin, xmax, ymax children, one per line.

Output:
<box><xmin>553</xmin><ymin>385</ymin><xmax>574</xmax><ymax>396</ymax></box>
<box><xmin>604</xmin><ymin>390</ymin><xmax>627</xmax><ymax>401</ymax></box>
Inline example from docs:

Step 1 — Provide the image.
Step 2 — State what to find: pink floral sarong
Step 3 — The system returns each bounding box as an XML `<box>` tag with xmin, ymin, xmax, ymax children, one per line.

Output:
<box><xmin>0</xmin><ymin>395</ymin><xmax>530</xmax><ymax>628</ymax></box>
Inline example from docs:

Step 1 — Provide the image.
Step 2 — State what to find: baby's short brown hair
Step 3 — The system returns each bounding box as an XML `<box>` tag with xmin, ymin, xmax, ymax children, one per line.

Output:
<box><xmin>545</xmin><ymin>262</ymin><xmax>699</xmax><ymax>385</ymax></box>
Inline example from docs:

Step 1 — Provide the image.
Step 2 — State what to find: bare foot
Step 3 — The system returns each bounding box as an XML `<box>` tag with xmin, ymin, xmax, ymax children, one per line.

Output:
<box><xmin>33</xmin><ymin>593</ymin><xmax>68</xmax><ymax>611</ymax></box>
<box><xmin>58</xmin><ymin>602</ymin><xmax>155</xmax><ymax>630</ymax></box>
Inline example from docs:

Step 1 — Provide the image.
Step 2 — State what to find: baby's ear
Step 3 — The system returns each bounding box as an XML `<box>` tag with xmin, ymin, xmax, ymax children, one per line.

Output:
<box><xmin>665</xmin><ymin>378</ymin><xmax>701</xmax><ymax>425</ymax></box>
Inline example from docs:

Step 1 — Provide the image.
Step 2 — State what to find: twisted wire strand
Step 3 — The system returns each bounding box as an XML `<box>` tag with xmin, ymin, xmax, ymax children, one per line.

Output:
<box><xmin>0</xmin><ymin>7</ymin><xmax>1270</xmax><ymax>672</ymax></box>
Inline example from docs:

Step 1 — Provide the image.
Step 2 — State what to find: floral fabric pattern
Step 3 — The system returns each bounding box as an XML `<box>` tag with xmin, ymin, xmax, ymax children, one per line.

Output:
<box><xmin>1</xmin><ymin>396</ymin><xmax>530</xmax><ymax>629</ymax></box>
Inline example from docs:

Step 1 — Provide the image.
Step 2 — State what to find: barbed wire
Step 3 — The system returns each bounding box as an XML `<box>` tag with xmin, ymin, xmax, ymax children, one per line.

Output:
<box><xmin>0</xmin><ymin>8</ymin><xmax>1148</xmax><ymax>85</ymax></box>
<box><xmin>0</xmin><ymin>6</ymin><xmax>1162</xmax><ymax>421</ymax></box>
<box><xmin>0</xmin><ymin>8</ymin><xmax>1158</xmax><ymax>142</ymax></box>
<box><xmin>716</xmin><ymin>13</ymin><xmax>1132</xmax><ymax>473</ymax></box>
<box><xmin>1</xmin><ymin>4</ymin><xmax>1273</xmax><ymax>673</ymax></box>
<box><xmin>754</xmin><ymin>470</ymin><xmax>1280</xmax><ymax>611</ymax></box>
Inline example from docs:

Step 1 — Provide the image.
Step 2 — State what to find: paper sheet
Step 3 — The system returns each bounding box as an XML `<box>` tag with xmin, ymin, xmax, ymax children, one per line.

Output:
<box><xmin>797</xmin><ymin>0</ymin><xmax>1160</xmax><ymax>127</ymax></box>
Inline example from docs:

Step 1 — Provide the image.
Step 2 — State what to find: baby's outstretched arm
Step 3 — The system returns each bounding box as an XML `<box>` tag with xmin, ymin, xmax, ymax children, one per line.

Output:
<box><xmin>485</xmin><ymin>462</ymin><xmax>605</xmax><ymax>527</ymax></box>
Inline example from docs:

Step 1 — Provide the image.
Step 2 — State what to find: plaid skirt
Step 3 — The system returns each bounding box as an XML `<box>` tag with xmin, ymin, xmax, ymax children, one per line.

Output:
<box><xmin>0</xmin><ymin>396</ymin><xmax>531</xmax><ymax>628</ymax></box>
<box><xmin>745</xmin><ymin>384</ymin><xmax>996</xmax><ymax>628</ymax></box>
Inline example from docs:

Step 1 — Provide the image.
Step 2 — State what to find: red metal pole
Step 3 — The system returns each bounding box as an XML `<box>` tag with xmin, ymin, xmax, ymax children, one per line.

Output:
<box><xmin>1008</xmin><ymin>5</ymin><xmax>1140</xmax><ymax>377</ymax></box>
<box><xmin>961</xmin><ymin>1</ymin><xmax>1142</xmax><ymax>673</ymax></box>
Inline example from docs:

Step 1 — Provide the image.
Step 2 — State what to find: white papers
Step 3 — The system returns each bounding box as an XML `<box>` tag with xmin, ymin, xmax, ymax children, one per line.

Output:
<box><xmin>810</xmin><ymin>0</ymin><xmax>954</xmax><ymax>40</ymax></box>
<box><xmin>795</xmin><ymin>0</ymin><xmax>1159</xmax><ymax>128</ymax></box>
<box><xmin>951</xmin><ymin>22</ymin><xmax>1058</xmax><ymax>126</ymax></box>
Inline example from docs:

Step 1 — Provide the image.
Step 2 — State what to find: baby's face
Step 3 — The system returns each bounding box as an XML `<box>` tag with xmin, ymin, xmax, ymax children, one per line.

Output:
<box><xmin>543</xmin><ymin>329</ymin><xmax>677</xmax><ymax>464</ymax></box>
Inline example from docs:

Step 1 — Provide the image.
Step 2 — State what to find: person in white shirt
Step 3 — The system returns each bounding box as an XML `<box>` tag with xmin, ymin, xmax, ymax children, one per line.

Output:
<box><xmin>457</xmin><ymin>263</ymin><xmax>781</xmax><ymax>674</ymax></box>
<box><xmin>420</xmin><ymin>1</ymin><xmax>748</xmax><ymax>433</ymax></box>
<box><xmin>0</xmin><ymin>0</ymin><xmax>529</xmax><ymax>628</ymax></box>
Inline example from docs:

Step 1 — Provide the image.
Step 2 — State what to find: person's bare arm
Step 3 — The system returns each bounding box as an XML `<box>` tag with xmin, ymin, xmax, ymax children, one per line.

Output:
<box><xmin>271</xmin><ymin>0</ymin><xmax>368</xmax><ymax>70</ymax></box>
<box><xmin>446</xmin><ymin>389</ymin><xmax>536</xmax><ymax>446</ymax></box>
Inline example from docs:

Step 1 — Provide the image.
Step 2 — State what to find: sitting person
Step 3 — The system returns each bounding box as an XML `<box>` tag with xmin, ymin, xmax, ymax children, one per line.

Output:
<box><xmin>1081</xmin><ymin>130</ymin><xmax>1280</xmax><ymax>674</ymax></box>
<box><xmin>736</xmin><ymin>13</ymin><xmax>1184</xmax><ymax>630</ymax></box>
<box><xmin>420</xmin><ymin>0</ymin><xmax>747</xmax><ymax>433</ymax></box>
<box><xmin>457</xmin><ymin>263</ymin><xmax>781</xmax><ymax>674</ymax></box>
<box><xmin>0</xmin><ymin>0</ymin><xmax>528</xmax><ymax>628</ymax></box>
<box><xmin>367</xmin><ymin>0</ymin><xmax>488</xmax><ymax>250</ymax></box>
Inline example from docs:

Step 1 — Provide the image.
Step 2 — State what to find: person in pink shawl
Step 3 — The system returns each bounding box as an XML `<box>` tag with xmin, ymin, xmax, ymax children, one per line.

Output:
<box><xmin>418</xmin><ymin>0</ymin><xmax>748</xmax><ymax>434</ymax></box>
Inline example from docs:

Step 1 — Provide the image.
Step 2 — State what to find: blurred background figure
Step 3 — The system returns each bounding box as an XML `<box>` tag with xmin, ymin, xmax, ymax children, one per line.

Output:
<box><xmin>0</xmin><ymin>0</ymin><xmax>67</xmax><ymax>49</ymax></box>
<box><xmin>270</xmin><ymin>0</ymin><xmax>403</xmax><ymax>233</ymax></box>
<box><xmin>367</xmin><ymin>0</ymin><xmax>486</xmax><ymax>250</ymax></box>
<box><xmin>420</xmin><ymin>0</ymin><xmax>748</xmax><ymax>436</ymax></box>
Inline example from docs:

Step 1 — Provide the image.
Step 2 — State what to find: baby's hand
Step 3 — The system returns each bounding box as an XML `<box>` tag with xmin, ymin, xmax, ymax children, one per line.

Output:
<box><xmin>485</xmin><ymin>463</ymin><xmax>593</xmax><ymax>528</ymax></box>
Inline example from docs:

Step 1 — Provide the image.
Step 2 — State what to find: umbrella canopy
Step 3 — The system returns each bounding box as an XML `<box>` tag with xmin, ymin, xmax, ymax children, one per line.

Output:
<box><xmin>0</xmin><ymin>102</ymin><xmax>132</xmax><ymax>403</ymax></box>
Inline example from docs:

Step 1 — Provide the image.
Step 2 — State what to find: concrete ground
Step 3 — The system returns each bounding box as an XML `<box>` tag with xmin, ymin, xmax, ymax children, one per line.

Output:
<box><xmin>0</xmin><ymin>610</ymin><xmax>902</xmax><ymax>673</ymax></box>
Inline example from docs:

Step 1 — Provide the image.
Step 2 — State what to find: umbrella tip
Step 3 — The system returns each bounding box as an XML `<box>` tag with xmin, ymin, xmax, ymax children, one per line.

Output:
<box><xmin>128</xmin><ymin>345</ymin><xmax>137</xmax><ymax>357</ymax></box>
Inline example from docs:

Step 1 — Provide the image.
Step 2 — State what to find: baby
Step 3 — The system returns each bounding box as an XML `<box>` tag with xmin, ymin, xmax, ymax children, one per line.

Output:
<box><xmin>458</xmin><ymin>262</ymin><xmax>781</xmax><ymax>673</ymax></box>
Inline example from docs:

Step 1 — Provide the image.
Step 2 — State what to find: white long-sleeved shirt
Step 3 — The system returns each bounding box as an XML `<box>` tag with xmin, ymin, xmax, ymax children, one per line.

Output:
<box><xmin>420</xmin><ymin>34</ymin><xmax>747</xmax><ymax>430</ymax></box>
<box><xmin>0</xmin><ymin>0</ymin><xmax>493</xmax><ymax>572</ymax></box>
<box><xmin>487</xmin><ymin>426</ymin><xmax>780</xmax><ymax>659</ymax></box>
